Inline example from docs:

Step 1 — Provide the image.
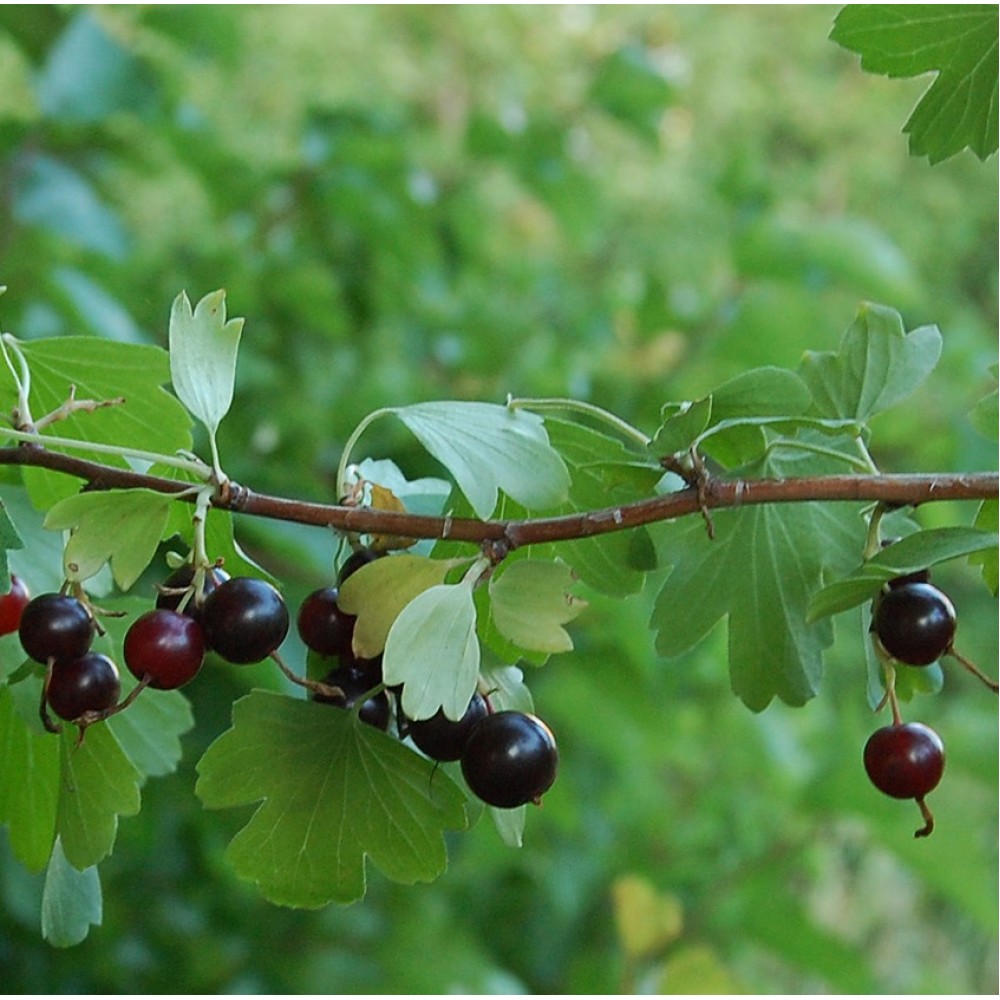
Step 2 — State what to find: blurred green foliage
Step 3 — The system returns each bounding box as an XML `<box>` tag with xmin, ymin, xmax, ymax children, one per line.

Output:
<box><xmin>0</xmin><ymin>5</ymin><xmax>996</xmax><ymax>992</ymax></box>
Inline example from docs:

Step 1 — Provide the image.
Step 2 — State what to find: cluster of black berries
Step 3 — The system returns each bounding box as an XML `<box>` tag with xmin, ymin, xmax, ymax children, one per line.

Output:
<box><xmin>297</xmin><ymin>549</ymin><xmax>559</xmax><ymax>809</ymax></box>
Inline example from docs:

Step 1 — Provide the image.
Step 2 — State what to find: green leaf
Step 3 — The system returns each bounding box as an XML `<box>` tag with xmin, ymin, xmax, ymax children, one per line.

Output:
<box><xmin>488</xmin><ymin>560</ymin><xmax>587</xmax><ymax>655</ymax></box>
<box><xmin>831</xmin><ymin>5</ymin><xmax>999</xmax><ymax>163</ymax></box>
<box><xmin>969</xmin><ymin>499</ymin><xmax>998</xmax><ymax>594</ymax></box>
<box><xmin>651</xmin><ymin>397</ymin><xmax>713</xmax><ymax>456</ymax></box>
<box><xmin>0</xmin><ymin>684</ymin><xmax>59</xmax><ymax>871</ymax></box>
<box><xmin>590</xmin><ymin>44</ymin><xmax>676</xmax><ymax>142</ymax></box>
<box><xmin>106</xmin><ymin>679</ymin><xmax>194</xmax><ymax>781</ymax></box>
<box><xmin>798</xmin><ymin>302</ymin><xmax>941</xmax><ymax>421</ymax></box>
<box><xmin>56</xmin><ymin>723</ymin><xmax>142</xmax><ymax>870</ymax></box>
<box><xmin>195</xmin><ymin>691</ymin><xmax>467</xmax><ymax>907</ymax></box>
<box><xmin>41</xmin><ymin>836</ymin><xmax>102</xmax><ymax>948</ymax></box>
<box><xmin>383</xmin><ymin>580</ymin><xmax>481</xmax><ymax>721</ymax></box>
<box><xmin>391</xmin><ymin>401</ymin><xmax>570</xmax><ymax>519</ymax></box>
<box><xmin>337</xmin><ymin>554</ymin><xmax>459</xmax><ymax>658</ymax></box>
<box><xmin>969</xmin><ymin>367</ymin><xmax>998</xmax><ymax>441</ymax></box>
<box><xmin>44</xmin><ymin>489</ymin><xmax>174</xmax><ymax>589</ymax></box>
<box><xmin>808</xmin><ymin>526</ymin><xmax>1000</xmax><ymax>620</ymax></box>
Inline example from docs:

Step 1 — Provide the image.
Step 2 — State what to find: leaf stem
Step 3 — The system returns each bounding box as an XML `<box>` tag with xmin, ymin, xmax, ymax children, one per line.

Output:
<box><xmin>337</xmin><ymin>407</ymin><xmax>395</xmax><ymax>502</ymax></box>
<box><xmin>506</xmin><ymin>396</ymin><xmax>652</xmax><ymax>448</ymax></box>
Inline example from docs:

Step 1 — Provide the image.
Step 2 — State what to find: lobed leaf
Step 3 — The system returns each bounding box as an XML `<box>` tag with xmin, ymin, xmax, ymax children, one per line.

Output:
<box><xmin>41</xmin><ymin>837</ymin><xmax>102</xmax><ymax>948</ymax></box>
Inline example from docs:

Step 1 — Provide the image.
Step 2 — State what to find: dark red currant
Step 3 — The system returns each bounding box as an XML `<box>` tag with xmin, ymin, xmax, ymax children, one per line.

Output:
<box><xmin>338</xmin><ymin>548</ymin><xmax>382</xmax><ymax>585</ymax></box>
<box><xmin>460</xmin><ymin>711</ymin><xmax>558</xmax><ymax>808</ymax></box>
<box><xmin>297</xmin><ymin>587</ymin><xmax>355</xmax><ymax>656</ymax></box>
<box><xmin>200</xmin><ymin>577</ymin><xmax>289</xmax><ymax>664</ymax></box>
<box><xmin>312</xmin><ymin>664</ymin><xmax>390</xmax><ymax>730</ymax></box>
<box><xmin>864</xmin><ymin>722</ymin><xmax>945</xmax><ymax>800</ymax></box>
<box><xmin>0</xmin><ymin>574</ymin><xmax>31</xmax><ymax>636</ymax></box>
<box><xmin>124</xmin><ymin>609</ymin><xmax>206</xmax><ymax>690</ymax></box>
<box><xmin>155</xmin><ymin>564</ymin><xmax>229</xmax><ymax>622</ymax></box>
<box><xmin>874</xmin><ymin>581</ymin><xmax>956</xmax><ymax>666</ymax></box>
<box><xmin>46</xmin><ymin>652</ymin><xmax>121</xmax><ymax>721</ymax></box>
<box><xmin>18</xmin><ymin>593</ymin><xmax>95</xmax><ymax>664</ymax></box>
<box><xmin>408</xmin><ymin>692</ymin><xmax>488</xmax><ymax>762</ymax></box>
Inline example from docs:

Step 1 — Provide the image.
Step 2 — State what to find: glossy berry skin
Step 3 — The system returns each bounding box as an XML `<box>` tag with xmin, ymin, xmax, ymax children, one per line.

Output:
<box><xmin>0</xmin><ymin>575</ymin><xmax>31</xmax><ymax>636</ymax></box>
<box><xmin>338</xmin><ymin>548</ymin><xmax>382</xmax><ymax>585</ymax></box>
<box><xmin>460</xmin><ymin>711</ymin><xmax>558</xmax><ymax>808</ymax></box>
<box><xmin>200</xmin><ymin>577</ymin><xmax>289</xmax><ymax>664</ymax></box>
<box><xmin>864</xmin><ymin>722</ymin><xmax>945</xmax><ymax>800</ymax></box>
<box><xmin>18</xmin><ymin>593</ymin><xmax>95</xmax><ymax>664</ymax></box>
<box><xmin>312</xmin><ymin>664</ymin><xmax>390</xmax><ymax>730</ymax></box>
<box><xmin>874</xmin><ymin>581</ymin><xmax>956</xmax><ymax>666</ymax></box>
<box><xmin>297</xmin><ymin>587</ymin><xmax>355</xmax><ymax>656</ymax></box>
<box><xmin>46</xmin><ymin>652</ymin><xmax>121</xmax><ymax>722</ymax></box>
<box><xmin>156</xmin><ymin>565</ymin><xmax>229</xmax><ymax>622</ymax></box>
<box><xmin>409</xmin><ymin>692</ymin><xmax>489</xmax><ymax>762</ymax></box>
<box><xmin>124</xmin><ymin>609</ymin><xmax>206</xmax><ymax>690</ymax></box>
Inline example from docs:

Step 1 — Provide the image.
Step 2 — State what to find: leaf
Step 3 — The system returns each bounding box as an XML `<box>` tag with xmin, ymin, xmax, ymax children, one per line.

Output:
<box><xmin>799</xmin><ymin>303</ymin><xmax>941</xmax><ymax>421</ymax></box>
<box><xmin>831</xmin><ymin>5</ymin><xmax>999</xmax><ymax>163</ymax></box>
<box><xmin>650</xmin><ymin>397</ymin><xmax>714</xmax><ymax>456</ymax></box>
<box><xmin>590</xmin><ymin>44</ymin><xmax>676</xmax><ymax>142</ymax></box>
<box><xmin>383</xmin><ymin>580</ymin><xmax>481</xmax><ymax>721</ymax></box>
<box><xmin>659</xmin><ymin>944</ymin><xmax>741</xmax><ymax>994</ymax></box>
<box><xmin>807</xmin><ymin>526</ymin><xmax>1000</xmax><ymax>620</ymax></box>
<box><xmin>970</xmin><ymin>500</ymin><xmax>999</xmax><ymax>594</ymax></box>
<box><xmin>195</xmin><ymin>691</ymin><xmax>467</xmax><ymax>907</ymax></box>
<box><xmin>41</xmin><ymin>837</ymin><xmax>102</xmax><ymax>948</ymax></box>
<box><xmin>391</xmin><ymin>401</ymin><xmax>570</xmax><ymax>519</ymax></box>
<box><xmin>44</xmin><ymin>489</ymin><xmax>174</xmax><ymax>589</ymax></box>
<box><xmin>969</xmin><ymin>367</ymin><xmax>998</xmax><ymax>441</ymax></box>
<box><xmin>105</xmin><ymin>677</ymin><xmax>194</xmax><ymax>780</ymax></box>
<box><xmin>612</xmin><ymin>874</ymin><xmax>684</xmax><ymax>960</ymax></box>
<box><xmin>168</xmin><ymin>289</ymin><xmax>244</xmax><ymax>439</ymax></box>
<box><xmin>56</xmin><ymin>723</ymin><xmax>142</xmax><ymax>870</ymax></box>
<box><xmin>488</xmin><ymin>560</ymin><xmax>587</xmax><ymax>655</ymax></box>
<box><xmin>337</xmin><ymin>553</ymin><xmax>458</xmax><ymax>659</ymax></box>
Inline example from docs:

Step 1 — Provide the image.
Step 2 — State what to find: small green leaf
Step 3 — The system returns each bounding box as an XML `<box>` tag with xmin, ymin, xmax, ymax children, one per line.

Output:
<box><xmin>195</xmin><ymin>691</ymin><xmax>467</xmax><ymax>907</ymax></box>
<box><xmin>391</xmin><ymin>401</ymin><xmax>570</xmax><ymax>519</ymax></box>
<box><xmin>970</xmin><ymin>500</ymin><xmax>999</xmax><ymax>594</ymax></box>
<box><xmin>590</xmin><ymin>44</ymin><xmax>675</xmax><ymax>142</ymax></box>
<box><xmin>44</xmin><ymin>489</ymin><xmax>173</xmax><ymax>590</ymax></box>
<box><xmin>969</xmin><ymin>371</ymin><xmax>998</xmax><ymax>441</ymax></box>
<box><xmin>41</xmin><ymin>837</ymin><xmax>102</xmax><ymax>948</ymax></box>
<box><xmin>383</xmin><ymin>580</ymin><xmax>481</xmax><ymax>721</ymax></box>
<box><xmin>168</xmin><ymin>289</ymin><xmax>244</xmax><ymax>440</ymax></box>
<box><xmin>831</xmin><ymin>5</ymin><xmax>998</xmax><ymax>163</ymax></box>
<box><xmin>489</xmin><ymin>559</ymin><xmax>587</xmax><ymax>655</ymax></box>
<box><xmin>651</xmin><ymin>397</ymin><xmax>713</xmax><ymax>456</ymax></box>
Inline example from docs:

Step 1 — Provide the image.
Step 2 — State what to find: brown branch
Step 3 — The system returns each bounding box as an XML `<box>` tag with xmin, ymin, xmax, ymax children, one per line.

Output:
<box><xmin>0</xmin><ymin>444</ymin><xmax>996</xmax><ymax>550</ymax></box>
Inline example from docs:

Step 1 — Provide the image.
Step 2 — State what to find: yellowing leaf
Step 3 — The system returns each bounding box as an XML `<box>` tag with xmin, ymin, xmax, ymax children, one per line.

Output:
<box><xmin>612</xmin><ymin>874</ymin><xmax>684</xmax><ymax>960</ymax></box>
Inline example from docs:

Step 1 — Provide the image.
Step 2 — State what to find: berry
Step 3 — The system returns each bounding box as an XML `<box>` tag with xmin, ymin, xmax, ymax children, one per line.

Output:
<box><xmin>338</xmin><ymin>548</ymin><xmax>382</xmax><ymax>585</ymax></box>
<box><xmin>18</xmin><ymin>593</ymin><xmax>95</xmax><ymax>664</ymax></box>
<box><xmin>312</xmin><ymin>664</ymin><xmax>390</xmax><ymax>730</ymax></box>
<box><xmin>0</xmin><ymin>574</ymin><xmax>31</xmax><ymax>636</ymax></box>
<box><xmin>460</xmin><ymin>711</ymin><xmax>558</xmax><ymax>808</ymax></box>
<box><xmin>46</xmin><ymin>652</ymin><xmax>121</xmax><ymax>722</ymax></box>
<box><xmin>864</xmin><ymin>722</ymin><xmax>945</xmax><ymax>800</ymax></box>
<box><xmin>200</xmin><ymin>577</ymin><xmax>289</xmax><ymax>664</ymax></box>
<box><xmin>408</xmin><ymin>692</ymin><xmax>488</xmax><ymax>762</ymax></box>
<box><xmin>124</xmin><ymin>609</ymin><xmax>206</xmax><ymax>690</ymax></box>
<box><xmin>297</xmin><ymin>587</ymin><xmax>355</xmax><ymax>656</ymax></box>
<box><xmin>874</xmin><ymin>581</ymin><xmax>956</xmax><ymax>666</ymax></box>
<box><xmin>156</xmin><ymin>564</ymin><xmax>229</xmax><ymax>622</ymax></box>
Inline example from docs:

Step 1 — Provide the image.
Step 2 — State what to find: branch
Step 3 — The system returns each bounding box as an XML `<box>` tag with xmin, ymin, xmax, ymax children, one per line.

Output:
<box><xmin>1</xmin><ymin>444</ymin><xmax>995</xmax><ymax>549</ymax></box>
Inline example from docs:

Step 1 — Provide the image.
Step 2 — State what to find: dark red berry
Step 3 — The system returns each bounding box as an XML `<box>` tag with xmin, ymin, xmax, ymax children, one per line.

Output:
<box><xmin>312</xmin><ymin>664</ymin><xmax>390</xmax><ymax>730</ymax></box>
<box><xmin>19</xmin><ymin>593</ymin><xmax>95</xmax><ymax>664</ymax></box>
<box><xmin>200</xmin><ymin>577</ymin><xmax>289</xmax><ymax>664</ymax></box>
<box><xmin>0</xmin><ymin>574</ymin><xmax>31</xmax><ymax>636</ymax></box>
<box><xmin>409</xmin><ymin>692</ymin><xmax>489</xmax><ymax>762</ymax></box>
<box><xmin>297</xmin><ymin>587</ymin><xmax>356</xmax><ymax>656</ymax></box>
<box><xmin>864</xmin><ymin>722</ymin><xmax>945</xmax><ymax>800</ymax></box>
<box><xmin>338</xmin><ymin>548</ymin><xmax>382</xmax><ymax>585</ymax></box>
<box><xmin>460</xmin><ymin>711</ymin><xmax>558</xmax><ymax>808</ymax></box>
<box><xmin>874</xmin><ymin>581</ymin><xmax>956</xmax><ymax>666</ymax></box>
<box><xmin>46</xmin><ymin>652</ymin><xmax>121</xmax><ymax>721</ymax></box>
<box><xmin>124</xmin><ymin>609</ymin><xmax>206</xmax><ymax>690</ymax></box>
<box><xmin>156</xmin><ymin>564</ymin><xmax>229</xmax><ymax>622</ymax></box>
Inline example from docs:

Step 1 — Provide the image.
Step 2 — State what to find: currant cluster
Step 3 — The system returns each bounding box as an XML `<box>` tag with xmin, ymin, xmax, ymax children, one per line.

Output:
<box><xmin>297</xmin><ymin>549</ymin><xmax>559</xmax><ymax>809</ymax></box>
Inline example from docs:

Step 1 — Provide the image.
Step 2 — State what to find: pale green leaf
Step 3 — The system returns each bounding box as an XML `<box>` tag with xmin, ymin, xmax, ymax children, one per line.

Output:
<box><xmin>383</xmin><ymin>580</ymin><xmax>481</xmax><ymax>721</ymax></box>
<box><xmin>970</xmin><ymin>500</ymin><xmax>999</xmax><ymax>594</ymax></box>
<box><xmin>41</xmin><ymin>836</ymin><xmax>102</xmax><ymax>948</ymax></box>
<box><xmin>391</xmin><ymin>401</ymin><xmax>570</xmax><ymax>518</ymax></box>
<box><xmin>195</xmin><ymin>691</ymin><xmax>467</xmax><ymax>907</ymax></box>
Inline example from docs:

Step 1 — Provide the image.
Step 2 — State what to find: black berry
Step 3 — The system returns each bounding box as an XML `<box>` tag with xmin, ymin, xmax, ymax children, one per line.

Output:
<box><xmin>312</xmin><ymin>664</ymin><xmax>390</xmax><ymax>730</ymax></box>
<box><xmin>0</xmin><ymin>574</ymin><xmax>30</xmax><ymax>636</ymax></box>
<box><xmin>409</xmin><ymin>692</ymin><xmax>488</xmax><ymax>762</ymax></box>
<box><xmin>18</xmin><ymin>593</ymin><xmax>95</xmax><ymax>664</ymax></box>
<box><xmin>156</xmin><ymin>564</ymin><xmax>229</xmax><ymax>622</ymax></box>
<box><xmin>874</xmin><ymin>581</ymin><xmax>956</xmax><ymax>666</ymax></box>
<box><xmin>46</xmin><ymin>652</ymin><xmax>121</xmax><ymax>721</ymax></box>
<box><xmin>460</xmin><ymin>711</ymin><xmax>558</xmax><ymax>808</ymax></box>
<box><xmin>864</xmin><ymin>722</ymin><xmax>945</xmax><ymax>800</ymax></box>
<box><xmin>200</xmin><ymin>577</ymin><xmax>289</xmax><ymax>664</ymax></box>
<box><xmin>297</xmin><ymin>587</ymin><xmax>355</xmax><ymax>656</ymax></box>
<box><xmin>124</xmin><ymin>609</ymin><xmax>206</xmax><ymax>690</ymax></box>
<box><xmin>338</xmin><ymin>548</ymin><xmax>382</xmax><ymax>585</ymax></box>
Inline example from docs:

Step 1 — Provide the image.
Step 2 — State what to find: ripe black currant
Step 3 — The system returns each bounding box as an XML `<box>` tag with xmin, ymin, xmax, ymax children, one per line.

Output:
<box><xmin>312</xmin><ymin>664</ymin><xmax>390</xmax><ymax>730</ymax></box>
<box><xmin>460</xmin><ymin>710</ymin><xmax>558</xmax><ymax>808</ymax></box>
<box><xmin>19</xmin><ymin>593</ymin><xmax>95</xmax><ymax>664</ymax></box>
<box><xmin>338</xmin><ymin>548</ymin><xmax>382</xmax><ymax>585</ymax></box>
<box><xmin>874</xmin><ymin>581</ymin><xmax>956</xmax><ymax>666</ymax></box>
<box><xmin>297</xmin><ymin>587</ymin><xmax>355</xmax><ymax>656</ymax></box>
<box><xmin>124</xmin><ymin>609</ymin><xmax>206</xmax><ymax>690</ymax></box>
<box><xmin>46</xmin><ymin>652</ymin><xmax>121</xmax><ymax>722</ymax></box>
<box><xmin>408</xmin><ymin>691</ymin><xmax>489</xmax><ymax>762</ymax></box>
<box><xmin>0</xmin><ymin>574</ymin><xmax>30</xmax><ymax>636</ymax></box>
<box><xmin>199</xmin><ymin>577</ymin><xmax>289</xmax><ymax>664</ymax></box>
<box><xmin>863</xmin><ymin>722</ymin><xmax>945</xmax><ymax>801</ymax></box>
<box><xmin>156</xmin><ymin>564</ymin><xmax>229</xmax><ymax>622</ymax></box>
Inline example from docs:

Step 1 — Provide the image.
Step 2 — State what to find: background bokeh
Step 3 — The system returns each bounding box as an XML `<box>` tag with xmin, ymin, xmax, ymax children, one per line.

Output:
<box><xmin>0</xmin><ymin>6</ymin><xmax>996</xmax><ymax>992</ymax></box>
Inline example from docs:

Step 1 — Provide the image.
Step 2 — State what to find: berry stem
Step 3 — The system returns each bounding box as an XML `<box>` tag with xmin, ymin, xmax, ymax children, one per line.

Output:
<box><xmin>914</xmin><ymin>796</ymin><xmax>935</xmax><ymax>838</ymax></box>
<box><xmin>946</xmin><ymin>646</ymin><xmax>999</xmax><ymax>693</ymax></box>
<box><xmin>270</xmin><ymin>650</ymin><xmax>343</xmax><ymax>700</ymax></box>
